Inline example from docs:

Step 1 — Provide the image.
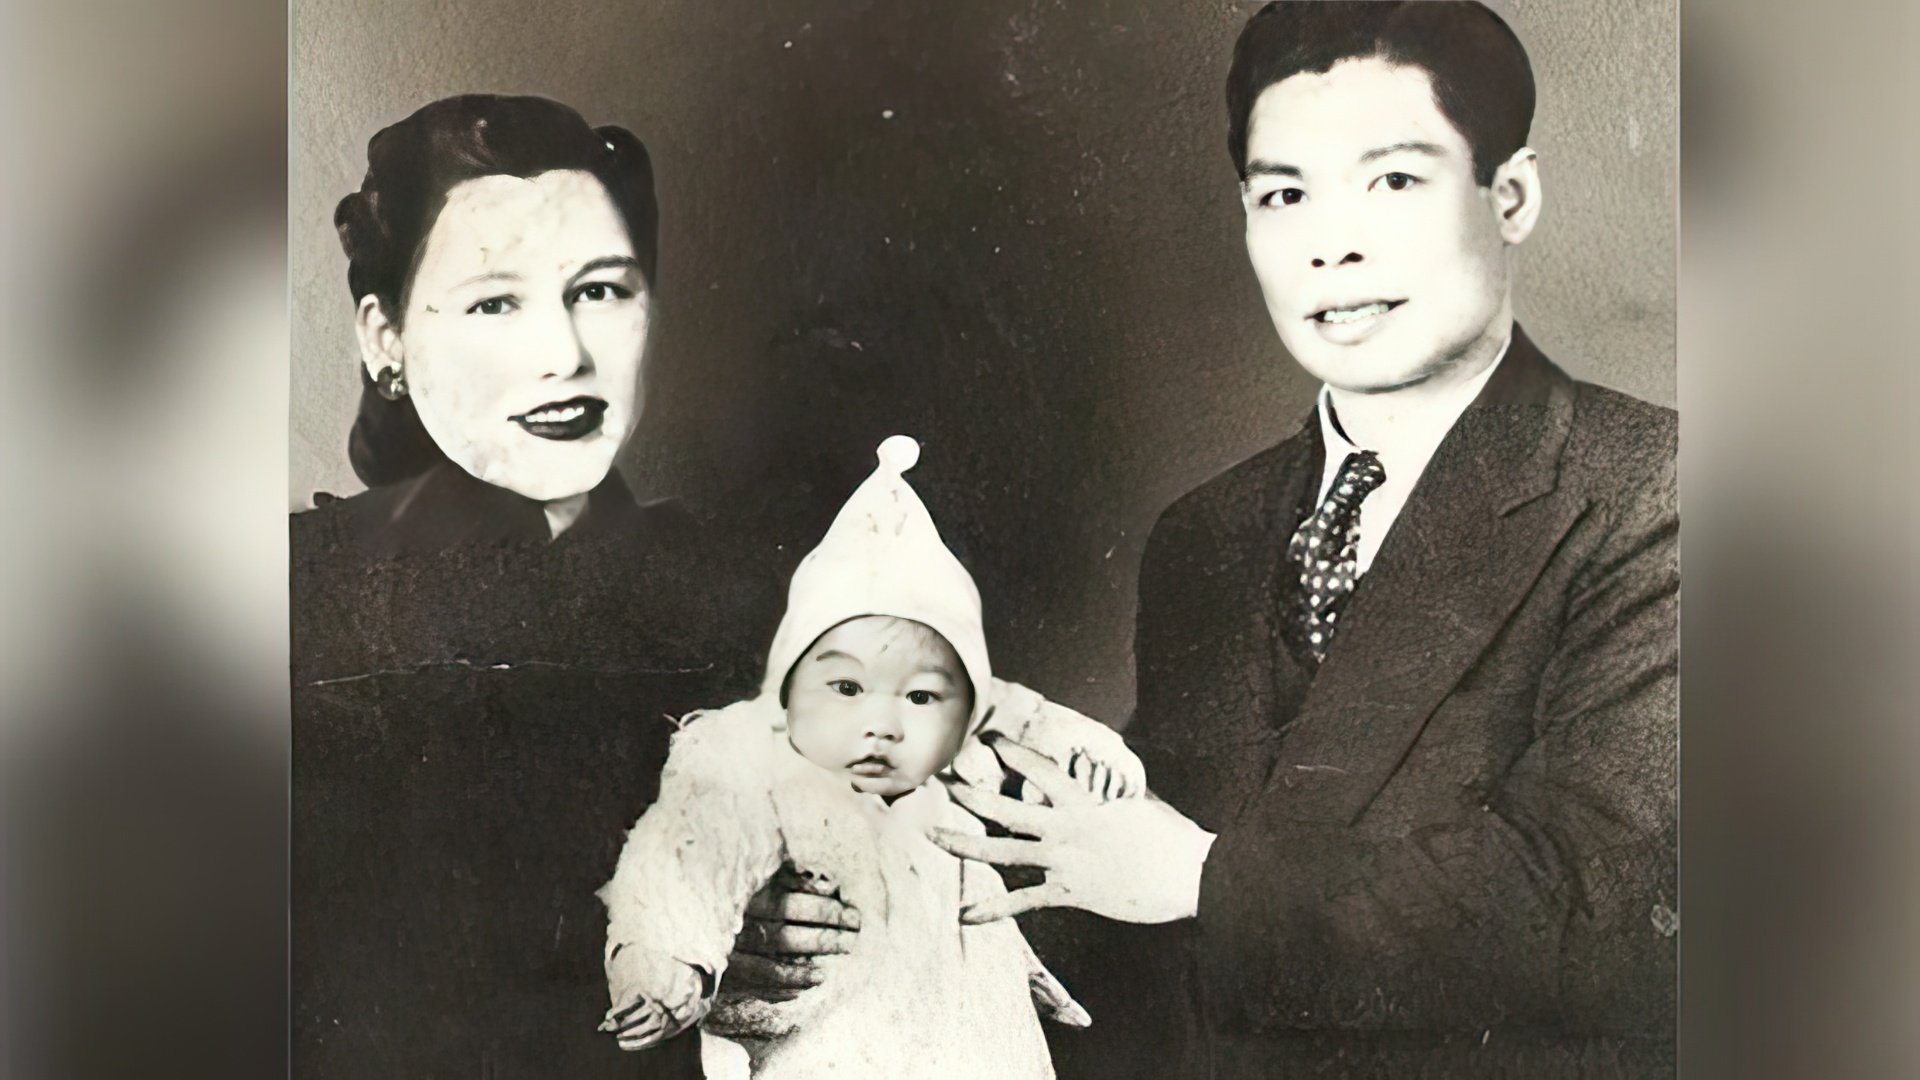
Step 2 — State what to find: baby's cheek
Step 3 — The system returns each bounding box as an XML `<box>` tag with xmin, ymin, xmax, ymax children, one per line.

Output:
<box><xmin>783</xmin><ymin>716</ymin><xmax>830</xmax><ymax>766</ymax></box>
<box><xmin>944</xmin><ymin>707</ymin><xmax>971</xmax><ymax>753</ymax></box>
<box><xmin>916</xmin><ymin>723</ymin><xmax>968</xmax><ymax>781</ymax></box>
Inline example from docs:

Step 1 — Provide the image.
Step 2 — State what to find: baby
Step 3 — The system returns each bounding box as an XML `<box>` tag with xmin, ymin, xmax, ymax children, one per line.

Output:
<box><xmin>597</xmin><ymin>436</ymin><xmax>1144</xmax><ymax>1079</ymax></box>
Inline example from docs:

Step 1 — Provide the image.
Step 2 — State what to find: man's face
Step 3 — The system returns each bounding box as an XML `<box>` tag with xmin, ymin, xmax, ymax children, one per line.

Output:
<box><xmin>1241</xmin><ymin>57</ymin><xmax>1514</xmax><ymax>394</ymax></box>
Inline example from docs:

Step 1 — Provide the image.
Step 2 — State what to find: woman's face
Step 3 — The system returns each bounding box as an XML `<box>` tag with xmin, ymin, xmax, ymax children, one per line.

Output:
<box><xmin>392</xmin><ymin>169</ymin><xmax>649</xmax><ymax>501</ymax></box>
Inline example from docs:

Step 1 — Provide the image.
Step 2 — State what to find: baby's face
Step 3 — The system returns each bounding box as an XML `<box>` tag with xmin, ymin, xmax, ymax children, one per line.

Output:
<box><xmin>785</xmin><ymin>616</ymin><xmax>973</xmax><ymax>799</ymax></box>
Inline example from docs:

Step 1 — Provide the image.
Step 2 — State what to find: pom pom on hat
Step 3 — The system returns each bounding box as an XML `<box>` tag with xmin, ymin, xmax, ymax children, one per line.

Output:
<box><xmin>876</xmin><ymin>434</ymin><xmax>920</xmax><ymax>473</ymax></box>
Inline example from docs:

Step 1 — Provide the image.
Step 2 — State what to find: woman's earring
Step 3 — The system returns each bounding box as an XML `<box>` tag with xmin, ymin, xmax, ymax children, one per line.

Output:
<box><xmin>375</xmin><ymin>364</ymin><xmax>408</xmax><ymax>401</ymax></box>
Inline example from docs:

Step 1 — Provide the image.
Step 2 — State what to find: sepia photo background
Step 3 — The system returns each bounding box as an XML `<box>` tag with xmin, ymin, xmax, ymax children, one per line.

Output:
<box><xmin>11</xmin><ymin>1</ymin><xmax>1919</xmax><ymax>1078</ymax></box>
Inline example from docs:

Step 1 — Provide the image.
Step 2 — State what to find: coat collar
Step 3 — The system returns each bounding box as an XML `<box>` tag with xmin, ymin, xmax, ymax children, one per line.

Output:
<box><xmin>1257</xmin><ymin>325</ymin><xmax>1588</xmax><ymax>825</ymax></box>
<box><xmin>337</xmin><ymin>462</ymin><xmax>661</xmax><ymax>554</ymax></box>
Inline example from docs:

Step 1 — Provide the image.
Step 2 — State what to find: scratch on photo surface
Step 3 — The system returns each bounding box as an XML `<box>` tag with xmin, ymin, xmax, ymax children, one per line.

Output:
<box><xmin>300</xmin><ymin>656</ymin><xmax>717</xmax><ymax>686</ymax></box>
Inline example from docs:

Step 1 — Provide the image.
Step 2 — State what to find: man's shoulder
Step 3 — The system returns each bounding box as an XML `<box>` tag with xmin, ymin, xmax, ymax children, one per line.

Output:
<box><xmin>1561</xmin><ymin>379</ymin><xmax>1677</xmax><ymax>504</ymax></box>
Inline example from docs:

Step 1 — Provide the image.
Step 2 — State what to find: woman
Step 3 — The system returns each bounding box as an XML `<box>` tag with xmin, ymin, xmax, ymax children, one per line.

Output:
<box><xmin>312</xmin><ymin>93</ymin><xmax>676</xmax><ymax>551</ymax></box>
<box><xmin>292</xmin><ymin>96</ymin><xmax>779</xmax><ymax>1080</ymax></box>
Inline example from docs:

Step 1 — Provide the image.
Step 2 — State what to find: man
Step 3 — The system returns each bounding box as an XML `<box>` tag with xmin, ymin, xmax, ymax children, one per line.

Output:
<box><xmin>931</xmin><ymin>3</ymin><xmax>1677</xmax><ymax>1075</ymax></box>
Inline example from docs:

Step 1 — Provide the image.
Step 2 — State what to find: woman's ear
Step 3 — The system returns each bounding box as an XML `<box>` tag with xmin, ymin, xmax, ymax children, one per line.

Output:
<box><xmin>1490</xmin><ymin>146</ymin><xmax>1543</xmax><ymax>245</ymax></box>
<box><xmin>354</xmin><ymin>294</ymin><xmax>404</xmax><ymax>385</ymax></box>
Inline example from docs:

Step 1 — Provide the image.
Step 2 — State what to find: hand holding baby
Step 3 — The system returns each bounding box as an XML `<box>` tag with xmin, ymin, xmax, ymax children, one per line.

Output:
<box><xmin>723</xmin><ymin>865</ymin><xmax>861</xmax><ymax>999</ymax></box>
<box><xmin>929</xmin><ymin>734</ymin><xmax>1217</xmax><ymax>925</ymax></box>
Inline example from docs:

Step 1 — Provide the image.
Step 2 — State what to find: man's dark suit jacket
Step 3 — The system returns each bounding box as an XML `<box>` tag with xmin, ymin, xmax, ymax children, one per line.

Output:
<box><xmin>1119</xmin><ymin>327</ymin><xmax>1676</xmax><ymax>1077</ymax></box>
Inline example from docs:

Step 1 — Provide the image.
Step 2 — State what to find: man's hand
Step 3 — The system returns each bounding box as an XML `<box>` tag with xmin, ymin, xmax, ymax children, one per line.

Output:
<box><xmin>928</xmin><ymin>735</ymin><xmax>1216</xmax><ymax>925</ymax></box>
<box><xmin>724</xmin><ymin>865</ymin><xmax>861</xmax><ymax>999</ymax></box>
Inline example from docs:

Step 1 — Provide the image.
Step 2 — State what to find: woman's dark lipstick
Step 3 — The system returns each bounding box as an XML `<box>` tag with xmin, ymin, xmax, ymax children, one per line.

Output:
<box><xmin>509</xmin><ymin>396</ymin><xmax>606</xmax><ymax>441</ymax></box>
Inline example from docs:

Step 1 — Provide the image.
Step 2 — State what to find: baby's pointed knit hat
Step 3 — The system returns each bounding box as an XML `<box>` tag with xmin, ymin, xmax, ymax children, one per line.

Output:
<box><xmin>759</xmin><ymin>436</ymin><xmax>992</xmax><ymax>733</ymax></box>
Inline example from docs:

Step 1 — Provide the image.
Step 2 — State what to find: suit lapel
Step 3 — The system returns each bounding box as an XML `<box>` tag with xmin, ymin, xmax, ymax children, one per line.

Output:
<box><xmin>1254</xmin><ymin>423</ymin><xmax>1325</xmax><ymax>736</ymax></box>
<box><xmin>1227</xmin><ymin>420</ymin><xmax>1322</xmax><ymax>749</ymax></box>
<box><xmin>1264</xmin><ymin>327</ymin><xmax>1590</xmax><ymax>825</ymax></box>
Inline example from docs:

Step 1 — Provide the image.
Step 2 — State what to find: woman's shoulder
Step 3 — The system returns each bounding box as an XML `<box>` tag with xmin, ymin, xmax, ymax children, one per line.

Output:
<box><xmin>290</xmin><ymin>479</ymin><xmax>416</xmax><ymax>559</ymax></box>
<box><xmin>292</xmin><ymin>480</ymin><xmax>397</xmax><ymax>526</ymax></box>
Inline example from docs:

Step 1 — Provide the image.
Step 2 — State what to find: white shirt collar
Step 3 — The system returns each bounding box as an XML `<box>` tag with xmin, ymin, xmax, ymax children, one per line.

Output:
<box><xmin>1316</xmin><ymin>335</ymin><xmax>1512</xmax><ymax>498</ymax></box>
<box><xmin>1310</xmin><ymin>337</ymin><xmax>1511</xmax><ymax>577</ymax></box>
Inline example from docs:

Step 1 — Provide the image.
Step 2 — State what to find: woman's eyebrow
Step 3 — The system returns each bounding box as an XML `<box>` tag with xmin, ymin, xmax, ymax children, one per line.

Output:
<box><xmin>567</xmin><ymin>255</ymin><xmax>641</xmax><ymax>286</ymax></box>
<box><xmin>453</xmin><ymin>270</ymin><xmax>521</xmax><ymax>290</ymax></box>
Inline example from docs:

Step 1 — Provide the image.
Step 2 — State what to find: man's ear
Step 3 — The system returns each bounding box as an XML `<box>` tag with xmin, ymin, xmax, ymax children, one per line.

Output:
<box><xmin>354</xmin><ymin>294</ymin><xmax>404</xmax><ymax>382</ymax></box>
<box><xmin>1490</xmin><ymin>146</ymin><xmax>1542</xmax><ymax>245</ymax></box>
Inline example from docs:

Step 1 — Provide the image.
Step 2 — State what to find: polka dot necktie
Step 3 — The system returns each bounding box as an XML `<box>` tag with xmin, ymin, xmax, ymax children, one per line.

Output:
<box><xmin>1285</xmin><ymin>450</ymin><xmax>1387</xmax><ymax>664</ymax></box>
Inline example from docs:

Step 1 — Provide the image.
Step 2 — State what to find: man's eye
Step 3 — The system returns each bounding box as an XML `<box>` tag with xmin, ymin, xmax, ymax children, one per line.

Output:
<box><xmin>1374</xmin><ymin>172</ymin><xmax>1419</xmax><ymax>192</ymax></box>
<box><xmin>466</xmin><ymin>296</ymin><xmax>516</xmax><ymax>316</ymax></box>
<box><xmin>906</xmin><ymin>690</ymin><xmax>941</xmax><ymax>706</ymax></box>
<box><xmin>571</xmin><ymin>282</ymin><xmax>633</xmax><ymax>305</ymax></box>
<box><xmin>831</xmin><ymin>680</ymin><xmax>861</xmax><ymax>697</ymax></box>
<box><xmin>1258</xmin><ymin>188</ymin><xmax>1305</xmax><ymax>208</ymax></box>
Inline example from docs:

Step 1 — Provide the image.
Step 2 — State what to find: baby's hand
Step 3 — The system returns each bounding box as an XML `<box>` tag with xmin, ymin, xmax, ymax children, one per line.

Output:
<box><xmin>600</xmin><ymin>945</ymin><xmax>711</xmax><ymax>1051</ymax></box>
<box><xmin>600</xmin><ymin>994</ymin><xmax>674</xmax><ymax>1052</ymax></box>
<box><xmin>1063</xmin><ymin>742</ymin><xmax>1139</xmax><ymax>802</ymax></box>
<box><xmin>977</xmin><ymin>680</ymin><xmax>1148</xmax><ymax>803</ymax></box>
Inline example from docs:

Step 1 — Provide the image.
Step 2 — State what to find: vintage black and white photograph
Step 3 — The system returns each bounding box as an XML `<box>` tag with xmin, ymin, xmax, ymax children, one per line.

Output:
<box><xmin>290</xmin><ymin>2</ymin><xmax>1678</xmax><ymax>1076</ymax></box>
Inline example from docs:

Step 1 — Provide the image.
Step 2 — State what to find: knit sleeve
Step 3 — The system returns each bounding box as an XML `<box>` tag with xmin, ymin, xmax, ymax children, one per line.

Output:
<box><xmin>966</xmin><ymin>678</ymin><xmax>1147</xmax><ymax>801</ymax></box>
<box><xmin>596</xmin><ymin>703</ymin><xmax>787</xmax><ymax>1041</ymax></box>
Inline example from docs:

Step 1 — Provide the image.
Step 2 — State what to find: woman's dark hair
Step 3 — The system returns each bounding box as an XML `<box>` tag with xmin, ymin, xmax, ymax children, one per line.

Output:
<box><xmin>1226</xmin><ymin>1</ymin><xmax>1535</xmax><ymax>186</ymax></box>
<box><xmin>334</xmin><ymin>94</ymin><xmax>659</xmax><ymax>486</ymax></box>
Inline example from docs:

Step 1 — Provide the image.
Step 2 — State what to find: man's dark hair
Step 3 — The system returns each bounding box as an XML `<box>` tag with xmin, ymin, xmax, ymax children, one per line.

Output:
<box><xmin>1226</xmin><ymin>1</ymin><xmax>1535</xmax><ymax>186</ymax></box>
